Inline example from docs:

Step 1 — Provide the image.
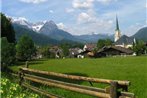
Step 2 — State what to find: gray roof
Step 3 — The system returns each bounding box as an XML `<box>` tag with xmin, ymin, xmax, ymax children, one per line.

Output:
<box><xmin>98</xmin><ymin>46</ymin><xmax>133</xmax><ymax>54</ymax></box>
<box><xmin>115</xmin><ymin>35</ymin><xmax>134</xmax><ymax>45</ymax></box>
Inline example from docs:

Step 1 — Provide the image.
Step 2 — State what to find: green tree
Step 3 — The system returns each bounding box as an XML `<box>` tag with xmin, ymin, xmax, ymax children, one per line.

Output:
<box><xmin>16</xmin><ymin>34</ymin><xmax>36</xmax><ymax>61</ymax></box>
<box><xmin>97</xmin><ymin>39</ymin><xmax>105</xmax><ymax>49</ymax></box>
<box><xmin>60</xmin><ymin>43</ymin><xmax>70</xmax><ymax>57</ymax></box>
<box><xmin>133</xmin><ymin>40</ymin><xmax>147</xmax><ymax>55</ymax></box>
<box><xmin>97</xmin><ymin>39</ymin><xmax>112</xmax><ymax>49</ymax></box>
<box><xmin>38</xmin><ymin>46</ymin><xmax>51</xmax><ymax>58</ymax></box>
<box><xmin>1</xmin><ymin>13</ymin><xmax>15</xmax><ymax>43</ymax></box>
<box><xmin>1</xmin><ymin>13</ymin><xmax>16</xmax><ymax>70</ymax></box>
<box><xmin>1</xmin><ymin>37</ymin><xmax>16</xmax><ymax>70</ymax></box>
<box><xmin>105</xmin><ymin>39</ymin><xmax>113</xmax><ymax>46</ymax></box>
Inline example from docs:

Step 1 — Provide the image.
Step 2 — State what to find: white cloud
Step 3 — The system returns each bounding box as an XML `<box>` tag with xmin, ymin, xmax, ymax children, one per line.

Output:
<box><xmin>73</xmin><ymin>5</ymin><xmax>115</xmax><ymax>35</ymax></box>
<box><xmin>71</xmin><ymin>11</ymin><xmax>114</xmax><ymax>35</ymax></box>
<box><xmin>77</xmin><ymin>12</ymin><xmax>96</xmax><ymax>24</ymax></box>
<box><xmin>57</xmin><ymin>23</ymin><xmax>66</xmax><ymax>30</ymax></box>
<box><xmin>96</xmin><ymin>0</ymin><xmax>117</xmax><ymax>4</ymax></box>
<box><xmin>72</xmin><ymin>0</ymin><xmax>94</xmax><ymax>9</ymax></box>
<box><xmin>49</xmin><ymin>10</ymin><xmax>54</xmax><ymax>13</ymax></box>
<box><xmin>13</xmin><ymin>17</ymin><xmax>28</xmax><ymax>22</ymax></box>
<box><xmin>66</xmin><ymin>19</ymin><xmax>114</xmax><ymax>35</ymax></box>
<box><xmin>19</xmin><ymin>0</ymin><xmax>47</xmax><ymax>4</ymax></box>
<box><xmin>65</xmin><ymin>8</ymin><xmax>74</xmax><ymax>13</ymax></box>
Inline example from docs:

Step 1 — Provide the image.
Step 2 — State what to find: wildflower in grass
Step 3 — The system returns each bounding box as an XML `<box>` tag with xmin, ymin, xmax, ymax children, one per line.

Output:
<box><xmin>1</xmin><ymin>77</ymin><xmax>39</xmax><ymax>98</ymax></box>
<box><xmin>5</xmin><ymin>78</ymin><xmax>8</xmax><ymax>81</ymax></box>
<box><xmin>1</xmin><ymin>78</ymin><xmax>9</xmax><ymax>86</ymax></box>
<box><xmin>34</xmin><ymin>94</ymin><xmax>39</xmax><ymax>97</ymax></box>
<box><xmin>15</xmin><ymin>84</ymin><xmax>19</xmax><ymax>88</ymax></box>
<box><xmin>0</xmin><ymin>89</ymin><xmax>4</xmax><ymax>93</ymax></box>
<box><xmin>10</xmin><ymin>86</ymin><xmax>17</xmax><ymax>91</ymax></box>
<box><xmin>20</xmin><ymin>93</ymin><xmax>25</xmax><ymax>98</ymax></box>
<box><xmin>7</xmin><ymin>94</ymin><xmax>13</xmax><ymax>98</ymax></box>
<box><xmin>1</xmin><ymin>81</ymin><xmax>6</xmax><ymax>85</ymax></box>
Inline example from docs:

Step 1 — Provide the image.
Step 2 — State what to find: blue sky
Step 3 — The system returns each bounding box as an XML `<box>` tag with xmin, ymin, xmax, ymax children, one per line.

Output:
<box><xmin>1</xmin><ymin>0</ymin><xmax>147</xmax><ymax>36</ymax></box>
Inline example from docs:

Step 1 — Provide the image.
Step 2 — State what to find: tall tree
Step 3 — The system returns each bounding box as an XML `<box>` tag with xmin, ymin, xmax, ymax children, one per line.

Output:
<box><xmin>1</xmin><ymin>37</ymin><xmax>16</xmax><ymax>70</ymax></box>
<box><xmin>60</xmin><ymin>43</ymin><xmax>70</xmax><ymax>57</ymax></box>
<box><xmin>1</xmin><ymin>13</ymin><xmax>15</xmax><ymax>43</ymax></box>
<box><xmin>133</xmin><ymin>40</ymin><xmax>147</xmax><ymax>55</ymax></box>
<box><xmin>38</xmin><ymin>46</ymin><xmax>51</xmax><ymax>58</ymax></box>
<box><xmin>16</xmin><ymin>34</ymin><xmax>36</xmax><ymax>61</ymax></box>
<box><xmin>1</xmin><ymin>13</ymin><xmax>16</xmax><ymax>70</ymax></box>
<box><xmin>97</xmin><ymin>39</ymin><xmax>112</xmax><ymax>49</ymax></box>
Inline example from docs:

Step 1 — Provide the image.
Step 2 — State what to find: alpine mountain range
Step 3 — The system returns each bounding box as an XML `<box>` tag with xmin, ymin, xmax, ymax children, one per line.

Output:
<box><xmin>11</xmin><ymin>17</ymin><xmax>147</xmax><ymax>45</ymax></box>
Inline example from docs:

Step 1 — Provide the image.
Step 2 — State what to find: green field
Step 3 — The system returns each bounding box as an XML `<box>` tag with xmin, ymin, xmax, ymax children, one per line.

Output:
<box><xmin>10</xmin><ymin>56</ymin><xmax>147</xmax><ymax>98</ymax></box>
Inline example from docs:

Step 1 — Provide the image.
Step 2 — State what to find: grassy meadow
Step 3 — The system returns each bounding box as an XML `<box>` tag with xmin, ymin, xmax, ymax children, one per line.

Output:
<box><xmin>10</xmin><ymin>56</ymin><xmax>147</xmax><ymax>98</ymax></box>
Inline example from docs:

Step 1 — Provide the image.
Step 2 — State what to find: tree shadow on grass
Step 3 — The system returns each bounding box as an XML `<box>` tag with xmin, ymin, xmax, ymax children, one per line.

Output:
<box><xmin>14</xmin><ymin>60</ymin><xmax>44</xmax><ymax>66</ymax></box>
<box><xmin>32</xmin><ymin>59</ymin><xmax>47</xmax><ymax>62</ymax></box>
<box><xmin>28</xmin><ymin>61</ymin><xmax>43</xmax><ymax>65</ymax></box>
<box><xmin>15</xmin><ymin>61</ymin><xmax>25</xmax><ymax>66</ymax></box>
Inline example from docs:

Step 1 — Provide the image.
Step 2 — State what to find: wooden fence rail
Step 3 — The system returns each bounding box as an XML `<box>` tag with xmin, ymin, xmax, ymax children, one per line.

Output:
<box><xmin>17</xmin><ymin>67</ymin><xmax>135</xmax><ymax>98</ymax></box>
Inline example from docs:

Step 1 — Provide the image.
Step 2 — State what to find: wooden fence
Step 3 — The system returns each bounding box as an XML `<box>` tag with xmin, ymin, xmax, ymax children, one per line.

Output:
<box><xmin>14</xmin><ymin>67</ymin><xmax>135</xmax><ymax>98</ymax></box>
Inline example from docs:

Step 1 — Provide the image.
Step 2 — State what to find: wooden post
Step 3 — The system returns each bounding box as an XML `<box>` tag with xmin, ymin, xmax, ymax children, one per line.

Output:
<box><xmin>19</xmin><ymin>68</ymin><xmax>24</xmax><ymax>85</ymax></box>
<box><xmin>18</xmin><ymin>71</ymin><xmax>22</xmax><ymax>85</ymax></box>
<box><xmin>25</xmin><ymin>61</ymin><xmax>29</xmax><ymax>68</ymax></box>
<box><xmin>110</xmin><ymin>81</ymin><xmax>118</xmax><ymax>98</ymax></box>
<box><xmin>20</xmin><ymin>68</ymin><xmax>130</xmax><ymax>86</ymax></box>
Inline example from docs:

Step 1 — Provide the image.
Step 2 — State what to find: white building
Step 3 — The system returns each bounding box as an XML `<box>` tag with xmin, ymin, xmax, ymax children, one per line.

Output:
<box><xmin>114</xmin><ymin>16</ymin><xmax>135</xmax><ymax>48</ymax></box>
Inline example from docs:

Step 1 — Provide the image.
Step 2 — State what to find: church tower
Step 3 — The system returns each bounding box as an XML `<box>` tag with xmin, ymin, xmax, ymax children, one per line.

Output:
<box><xmin>114</xmin><ymin>15</ymin><xmax>121</xmax><ymax>42</ymax></box>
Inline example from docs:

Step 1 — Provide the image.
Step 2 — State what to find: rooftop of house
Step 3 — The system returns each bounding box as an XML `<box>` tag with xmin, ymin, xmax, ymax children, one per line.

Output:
<box><xmin>69</xmin><ymin>48</ymin><xmax>83</xmax><ymax>55</ymax></box>
<box><xmin>115</xmin><ymin>35</ymin><xmax>134</xmax><ymax>45</ymax></box>
<box><xmin>84</xmin><ymin>43</ymin><xmax>97</xmax><ymax>51</ymax></box>
<box><xmin>98</xmin><ymin>46</ymin><xmax>133</xmax><ymax>54</ymax></box>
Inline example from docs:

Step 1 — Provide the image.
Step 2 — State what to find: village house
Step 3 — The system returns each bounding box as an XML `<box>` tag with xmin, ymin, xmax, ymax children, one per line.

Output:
<box><xmin>78</xmin><ymin>44</ymin><xmax>97</xmax><ymax>58</ymax></box>
<box><xmin>83</xmin><ymin>43</ymin><xmax>97</xmax><ymax>51</ymax></box>
<box><xmin>49</xmin><ymin>46</ymin><xmax>63</xmax><ymax>58</ymax></box>
<box><xmin>96</xmin><ymin>46</ymin><xmax>134</xmax><ymax>57</ymax></box>
<box><xmin>69</xmin><ymin>48</ymin><xmax>83</xmax><ymax>58</ymax></box>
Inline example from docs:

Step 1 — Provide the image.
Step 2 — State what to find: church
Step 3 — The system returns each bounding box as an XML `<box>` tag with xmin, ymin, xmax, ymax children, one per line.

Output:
<box><xmin>114</xmin><ymin>16</ymin><xmax>135</xmax><ymax>48</ymax></box>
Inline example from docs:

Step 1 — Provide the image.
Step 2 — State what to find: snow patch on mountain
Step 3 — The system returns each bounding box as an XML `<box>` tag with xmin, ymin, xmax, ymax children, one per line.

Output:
<box><xmin>11</xmin><ymin>17</ymin><xmax>33</xmax><ymax>29</ymax></box>
<box><xmin>32</xmin><ymin>21</ymin><xmax>46</xmax><ymax>32</ymax></box>
<box><xmin>9</xmin><ymin>16</ymin><xmax>64</xmax><ymax>33</ymax></box>
<box><xmin>32</xmin><ymin>25</ymin><xmax>43</xmax><ymax>32</ymax></box>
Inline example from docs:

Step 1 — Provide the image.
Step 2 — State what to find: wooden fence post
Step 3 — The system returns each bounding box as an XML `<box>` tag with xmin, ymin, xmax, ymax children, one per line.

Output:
<box><xmin>19</xmin><ymin>68</ymin><xmax>23</xmax><ymax>85</ymax></box>
<box><xmin>110</xmin><ymin>81</ymin><xmax>118</xmax><ymax>98</ymax></box>
<box><xmin>25</xmin><ymin>61</ymin><xmax>29</xmax><ymax>68</ymax></box>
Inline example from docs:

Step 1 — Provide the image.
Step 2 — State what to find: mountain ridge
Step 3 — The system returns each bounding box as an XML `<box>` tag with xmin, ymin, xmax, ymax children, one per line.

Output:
<box><xmin>132</xmin><ymin>26</ymin><xmax>147</xmax><ymax>42</ymax></box>
<box><xmin>13</xmin><ymin>23</ymin><xmax>60</xmax><ymax>45</ymax></box>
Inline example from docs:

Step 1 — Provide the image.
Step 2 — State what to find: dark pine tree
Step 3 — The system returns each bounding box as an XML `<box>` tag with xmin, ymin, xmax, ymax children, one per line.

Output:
<box><xmin>1</xmin><ymin>13</ymin><xmax>15</xmax><ymax>43</ymax></box>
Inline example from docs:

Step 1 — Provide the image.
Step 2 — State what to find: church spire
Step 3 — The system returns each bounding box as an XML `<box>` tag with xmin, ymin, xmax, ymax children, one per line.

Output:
<box><xmin>115</xmin><ymin>15</ymin><xmax>120</xmax><ymax>31</ymax></box>
<box><xmin>114</xmin><ymin>15</ymin><xmax>121</xmax><ymax>42</ymax></box>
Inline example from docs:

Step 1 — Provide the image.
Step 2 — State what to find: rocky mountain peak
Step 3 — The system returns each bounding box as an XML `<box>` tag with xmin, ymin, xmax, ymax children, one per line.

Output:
<box><xmin>43</xmin><ymin>20</ymin><xmax>58</xmax><ymax>29</ymax></box>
